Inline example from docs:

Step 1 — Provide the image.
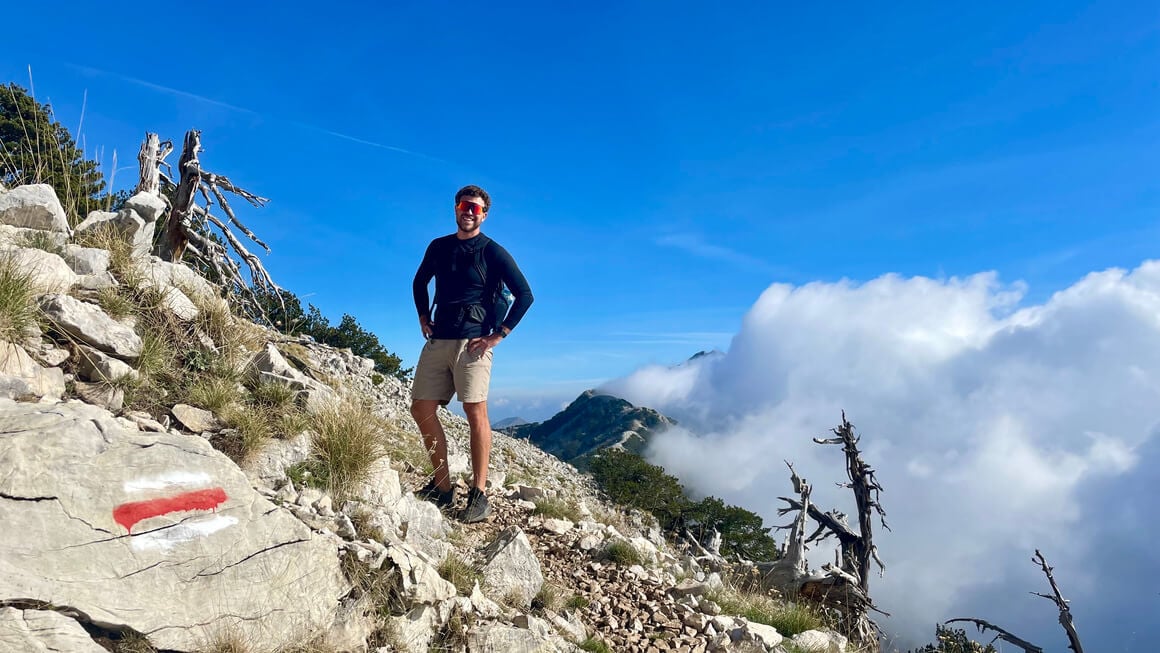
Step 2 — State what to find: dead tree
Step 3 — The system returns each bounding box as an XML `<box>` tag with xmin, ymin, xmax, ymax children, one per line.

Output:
<box><xmin>152</xmin><ymin>129</ymin><xmax>282</xmax><ymax>319</ymax></box>
<box><xmin>1031</xmin><ymin>550</ymin><xmax>1084</xmax><ymax>653</ymax></box>
<box><xmin>755</xmin><ymin>412</ymin><xmax>889</xmax><ymax>649</ymax></box>
<box><xmin>946</xmin><ymin>549</ymin><xmax>1085</xmax><ymax>653</ymax></box>
<box><xmin>135</xmin><ymin>132</ymin><xmax>173</xmax><ymax>195</ymax></box>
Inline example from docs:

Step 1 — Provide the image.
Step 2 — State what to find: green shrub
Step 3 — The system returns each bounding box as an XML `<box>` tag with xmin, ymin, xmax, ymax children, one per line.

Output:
<box><xmin>599</xmin><ymin>539</ymin><xmax>645</xmax><ymax>567</ymax></box>
<box><xmin>590</xmin><ymin>448</ymin><xmax>778</xmax><ymax>561</ymax></box>
<box><xmin>579</xmin><ymin>637</ymin><xmax>613</xmax><ymax>653</ymax></box>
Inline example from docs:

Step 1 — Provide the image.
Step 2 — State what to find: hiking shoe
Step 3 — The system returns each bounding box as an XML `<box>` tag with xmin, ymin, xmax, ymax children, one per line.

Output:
<box><xmin>416</xmin><ymin>478</ymin><xmax>456</xmax><ymax>509</ymax></box>
<box><xmin>462</xmin><ymin>487</ymin><xmax>491</xmax><ymax>523</ymax></box>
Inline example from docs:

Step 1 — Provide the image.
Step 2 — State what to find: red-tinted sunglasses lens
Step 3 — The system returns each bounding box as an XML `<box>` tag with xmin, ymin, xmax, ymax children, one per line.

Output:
<box><xmin>456</xmin><ymin>201</ymin><xmax>485</xmax><ymax>216</ymax></box>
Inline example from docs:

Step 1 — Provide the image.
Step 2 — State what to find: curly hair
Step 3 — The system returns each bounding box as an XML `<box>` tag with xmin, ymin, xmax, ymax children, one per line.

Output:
<box><xmin>454</xmin><ymin>185</ymin><xmax>491</xmax><ymax>212</ymax></box>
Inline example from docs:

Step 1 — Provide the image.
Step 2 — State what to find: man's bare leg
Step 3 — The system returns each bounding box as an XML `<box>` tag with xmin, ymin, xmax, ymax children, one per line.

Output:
<box><xmin>411</xmin><ymin>399</ymin><xmax>451</xmax><ymax>491</ymax></box>
<box><xmin>462</xmin><ymin>401</ymin><xmax>491</xmax><ymax>491</ymax></box>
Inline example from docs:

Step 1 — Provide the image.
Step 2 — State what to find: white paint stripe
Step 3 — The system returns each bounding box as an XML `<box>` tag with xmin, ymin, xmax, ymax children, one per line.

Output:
<box><xmin>123</xmin><ymin>472</ymin><xmax>212</xmax><ymax>493</ymax></box>
<box><xmin>129</xmin><ymin>515</ymin><xmax>238</xmax><ymax>552</ymax></box>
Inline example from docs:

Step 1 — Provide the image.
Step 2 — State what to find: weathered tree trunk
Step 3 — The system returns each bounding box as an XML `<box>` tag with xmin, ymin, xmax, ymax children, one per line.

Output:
<box><xmin>136</xmin><ymin>133</ymin><xmax>161</xmax><ymax>195</ymax></box>
<box><xmin>161</xmin><ymin>130</ymin><xmax>202</xmax><ymax>263</ymax></box>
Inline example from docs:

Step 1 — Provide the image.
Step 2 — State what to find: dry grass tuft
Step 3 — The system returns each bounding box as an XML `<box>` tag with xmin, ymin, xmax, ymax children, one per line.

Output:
<box><xmin>0</xmin><ymin>252</ymin><xmax>39</xmax><ymax>343</ymax></box>
<box><xmin>438</xmin><ymin>552</ymin><xmax>483</xmax><ymax>596</ymax></box>
<box><xmin>309</xmin><ymin>399</ymin><xmax>389</xmax><ymax>502</ymax></box>
<box><xmin>706</xmin><ymin>584</ymin><xmax>827</xmax><ymax>637</ymax></box>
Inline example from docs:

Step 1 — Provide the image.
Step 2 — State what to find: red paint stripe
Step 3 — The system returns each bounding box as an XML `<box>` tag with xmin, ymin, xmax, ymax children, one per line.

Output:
<box><xmin>113</xmin><ymin>487</ymin><xmax>227</xmax><ymax>532</ymax></box>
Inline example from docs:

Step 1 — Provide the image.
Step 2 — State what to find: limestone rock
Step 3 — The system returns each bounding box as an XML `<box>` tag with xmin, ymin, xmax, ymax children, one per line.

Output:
<box><xmin>246</xmin><ymin>431</ymin><xmax>311</xmax><ymax>488</ymax></box>
<box><xmin>160</xmin><ymin>286</ymin><xmax>199</xmax><ymax>321</ymax></box>
<box><xmin>250</xmin><ymin>343</ymin><xmax>337</xmax><ymax>412</ymax></box>
<box><xmin>0</xmin><ymin>399</ymin><xmax>350</xmax><ymax>652</ymax></box>
<box><xmin>358</xmin><ymin>456</ymin><xmax>403</xmax><ymax>507</ymax></box>
<box><xmin>0</xmin><ymin>223</ymin><xmax>68</xmax><ymax>249</ymax></box>
<box><xmin>0</xmin><ymin>343</ymin><xmax>65</xmax><ymax>400</ymax></box>
<box><xmin>172</xmin><ymin>403</ymin><xmax>222</xmax><ymax>432</ymax></box>
<box><xmin>470</xmin><ymin>580</ymin><xmax>502</xmax><ymax>618</ymax></box>
<box><xmin>62</xmin><ymin>244</ymin><xmax>111</xmax><ymax>275</ymax></box>
<box><xmin>792</xmin><ymin>629</ymin><xmax>848</xmax><ymax>653</ymax></box>
<box><xmin>0</xmin><ymin>607</ymin><xmax>108</xmax><ymax>653</ymax></box>
<box><xmin>384</xmin><ymin>541</ymin><xmax>456</xmax><ymax>605</ymax></box>
<box><xmin>0</xmin><ymin>184</ymin><xmax>69</xmax><ymax>232</ymax></box>
<box><xmin>370</xmin><ymin>494</ymin><xmax>451</xmax><ymax>562</ymax></box>
<box><xmin>39</xmin><ymin>293</ymin><xmax>142</xmax><ymax>360</ymax></box>
<box><xmin>74</xmin><ymin>345</ymin><xmax>138</xmax><ymax>384</ymax></box>
<box><xmin>123</xmin><ymin>191</ymin><xmax>168</xmax><ymax>223</ymax></box>
<box><xmin>73</xmin><ymin>380</ymin><xmax>125</xmax><ymax>411</ymax></box>
<box><xmin>4</xmin><ymin>247</ymin><xmax>77</xmax><ymax>293</ymax></box>
<box><xmin>743</xmin><ymin>620</ymin><xmax>784</xmax><ymax>648</ymax></box>
<box><xmin>387</xmin><ymin>604</ymin><xmax>439</xmax><ymax>653</ymax></box>
<box><xmin>74</xmin><ymin>207</ymin><xmax>151</xmax><ymax>258</ymax></box>
<box><xmin>74</xmin><ymin>271</ymin><xmax>118</xmax><ymax>290</ymax></box>
<box><xmin>467</xmin><ymin>623</ymin><xmax>572</xmax><ymax>652</ymax></box>
<box><xmin>480</xmin><ymin>526</ymin><xmax>544</xmax><ymax>609</ymax></box>
<box><xmin>132</xmin><ymin>255</ymin><xmax>216</xmax><ymax>299</ymax></box>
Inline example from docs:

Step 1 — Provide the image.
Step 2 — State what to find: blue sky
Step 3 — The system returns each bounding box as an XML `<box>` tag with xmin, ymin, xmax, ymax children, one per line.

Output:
<box><xmin>5</xmin><ymin>1</ymin><xmax>1160</xmax><ymax>649</ymax></box>
<box><xmin>5</xmin><ymin>1</ymin><xmax>1157</xmax><ymax>422</ymax></box>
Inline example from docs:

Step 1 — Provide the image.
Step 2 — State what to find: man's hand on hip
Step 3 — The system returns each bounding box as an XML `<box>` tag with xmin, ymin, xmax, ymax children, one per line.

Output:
<box><xmin>467</xmin><ymin>333</ymin><xmax>502</xmax><ymax>356</ymax></box>
<box><xmin>419</xmin><ymin>315</ymin><xmax>434</xmax><ymax>339</ymax></box>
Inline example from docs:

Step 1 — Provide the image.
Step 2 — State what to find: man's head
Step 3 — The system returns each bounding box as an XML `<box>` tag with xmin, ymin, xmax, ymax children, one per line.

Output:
<box><xmin>454</xmin><ymin>185</ymin><xmax>490</xmax><ymax>238</ymax></box>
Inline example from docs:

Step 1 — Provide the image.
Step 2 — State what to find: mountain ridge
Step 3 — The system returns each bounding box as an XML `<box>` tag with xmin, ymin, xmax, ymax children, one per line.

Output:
<box><xmin>505</xmin><ymin>389</ymin><xmax>676</xmax><ymax>468</ymax></box>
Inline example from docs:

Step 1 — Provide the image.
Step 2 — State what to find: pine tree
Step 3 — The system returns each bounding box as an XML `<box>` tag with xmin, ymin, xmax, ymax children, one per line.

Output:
<box><xmin>0</xmin><ymin>82</ymin><xmax>106</xmax><ymax>224</ymax></box>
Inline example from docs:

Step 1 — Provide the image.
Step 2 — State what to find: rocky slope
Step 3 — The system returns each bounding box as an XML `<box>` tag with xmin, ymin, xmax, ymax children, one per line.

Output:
<box><xmin>0</xmin><ymin>182</ymin><xmax>852</xmax><ymax>653</ymax></box>
<box><xmin>507</xmin><ymin>390</ymin><xmax>676</xmax><ymax>468</ymax></box>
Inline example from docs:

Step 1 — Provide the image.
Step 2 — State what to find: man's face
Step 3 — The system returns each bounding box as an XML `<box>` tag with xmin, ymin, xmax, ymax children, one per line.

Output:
<box><xmin>455</xmin><ymin>196</ymin><xmax>487</xmax><ymax>233</ymax></box>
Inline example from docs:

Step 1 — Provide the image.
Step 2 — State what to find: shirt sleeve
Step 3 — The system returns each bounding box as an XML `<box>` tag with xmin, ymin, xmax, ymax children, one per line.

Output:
<box><xmin>412</xmin><ymin>240</ymin><xmax>438</xmax><ymax>318</ymax></box>
<box><xmin>492</xmin><ymin>243</ymin><xmax>534</xmax><ymax>331</ymax></box>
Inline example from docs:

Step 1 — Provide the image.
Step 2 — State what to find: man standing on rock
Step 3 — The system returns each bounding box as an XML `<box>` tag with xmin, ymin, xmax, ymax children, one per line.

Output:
<box><xmin>410</xmin><ymin>185</ymin><xmax>534</xmax><ymax>523</ymax></box>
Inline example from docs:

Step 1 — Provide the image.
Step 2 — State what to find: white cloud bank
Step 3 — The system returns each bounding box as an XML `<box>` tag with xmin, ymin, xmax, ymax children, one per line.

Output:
<box><xmin>601</xmin><ymin>263</ymin><xmax>1160</xmax><ymax>651</ymax></box>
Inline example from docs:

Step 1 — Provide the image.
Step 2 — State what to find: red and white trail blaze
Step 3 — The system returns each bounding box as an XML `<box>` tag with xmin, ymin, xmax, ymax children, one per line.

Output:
<box><xmin>113</xmin><ymin>472</ymin><xmax>236</xmax><ymax>551</ymax></box>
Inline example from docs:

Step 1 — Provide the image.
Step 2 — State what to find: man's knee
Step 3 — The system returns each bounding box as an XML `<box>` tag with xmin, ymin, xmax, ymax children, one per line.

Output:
<box><xmin>462</xmin><ymin>401</ymin><xmax>488</xmax><ymax>422</ymax></box>
<box><xmin>411</xmin><ymin>399</ymin><xmax>439</xmax><ymax>421</ymax></box>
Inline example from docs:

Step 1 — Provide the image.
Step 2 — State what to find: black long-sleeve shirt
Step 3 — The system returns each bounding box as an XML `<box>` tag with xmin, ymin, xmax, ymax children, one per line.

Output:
<box><xmin>412</xmin><ymin>233</ymin><xmax>534</xmax><ymax>339</ymax></box>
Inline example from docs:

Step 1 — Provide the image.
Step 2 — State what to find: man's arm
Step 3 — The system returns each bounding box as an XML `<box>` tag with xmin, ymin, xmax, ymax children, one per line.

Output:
<box><xmin>494</xmin><ymin>244</ymin><xmax>534</xmax><ymax>334</ymax></box>
<box><xmin>413</xmin><ymin>241</ymin><xmax>438</xmax><ymax>336</ymax></box>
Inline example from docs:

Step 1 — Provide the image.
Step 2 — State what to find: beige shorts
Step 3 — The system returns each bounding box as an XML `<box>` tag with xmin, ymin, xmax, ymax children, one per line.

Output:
<box><xmin>412</xmin><ymin>338</ymin><xmax>494</xmax><ymax>404</ymax></box>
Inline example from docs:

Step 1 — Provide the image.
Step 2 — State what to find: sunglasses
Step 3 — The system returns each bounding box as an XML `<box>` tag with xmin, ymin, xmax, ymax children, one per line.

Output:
<box><xmin>456</xmin><ymin>201</ymin><xmax>486</xmax><ymax>217</ymax></box>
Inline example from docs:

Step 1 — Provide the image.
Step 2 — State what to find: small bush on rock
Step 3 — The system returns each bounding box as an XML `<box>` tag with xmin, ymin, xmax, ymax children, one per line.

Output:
<box><xmin>599</xmin><ymin>539</ymin><xmax>645</xmax><ymax>567</ymax></box>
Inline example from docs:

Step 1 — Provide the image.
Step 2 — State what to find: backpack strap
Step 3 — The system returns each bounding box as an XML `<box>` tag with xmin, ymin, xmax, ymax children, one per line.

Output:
<box><xmin>472</xmin><ymin>234</ymin><xmax>491</xmax><ymax>285</ymax></box>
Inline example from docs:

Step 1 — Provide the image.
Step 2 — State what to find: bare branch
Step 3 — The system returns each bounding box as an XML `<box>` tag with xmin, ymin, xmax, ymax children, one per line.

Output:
<box><xmin>945</xmin><ymin>618</ymin><xmax>1044</xmax><ymax>653</ymax></box>
<box><xmin>208</xmin><ymin>182</ymin><xmax>270</xmax><ymax>253</ymax></box>
<box><xmin>1032</xmin><ymin>549</ymin><xmax>1085</xmax><ymax>653</ymax></box>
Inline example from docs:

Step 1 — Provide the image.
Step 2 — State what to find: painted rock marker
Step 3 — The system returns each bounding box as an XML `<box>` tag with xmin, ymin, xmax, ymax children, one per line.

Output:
<box><xmin>113</xmin><ymin>487</ymin><xmax>228</xmax><ymax>532</ymax></box>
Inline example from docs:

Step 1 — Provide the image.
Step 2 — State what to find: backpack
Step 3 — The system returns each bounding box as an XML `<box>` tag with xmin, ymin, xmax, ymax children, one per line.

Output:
<box><xmin>472</xmin><ymin>236</ymin><xmax>513</xmax><ymax>336</ymax></box>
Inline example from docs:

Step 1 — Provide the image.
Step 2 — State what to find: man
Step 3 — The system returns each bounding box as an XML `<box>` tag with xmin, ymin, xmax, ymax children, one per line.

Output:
<box><xmin>410</xmin><ymin>185</ymin><xmax>534</xmax><ymax>523</ymax></box>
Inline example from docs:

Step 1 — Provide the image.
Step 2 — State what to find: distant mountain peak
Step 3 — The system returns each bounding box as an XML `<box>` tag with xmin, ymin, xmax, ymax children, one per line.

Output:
<box><xmin>506</xmin><ymin>389</ymin><xmax>676</xmax><ymax>468</ymax></box>
<box><xmin>491</xmin><ymin>416</ymin><xmax>529</xmax><ymax>429</ymax></box>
